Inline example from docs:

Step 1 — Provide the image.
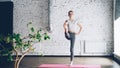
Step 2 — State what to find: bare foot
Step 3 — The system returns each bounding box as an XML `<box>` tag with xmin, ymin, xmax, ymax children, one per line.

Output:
<box><xmin>70</xmin><ymin>61</ymin><xmax>73</xmax><ymax>66</ymax></box>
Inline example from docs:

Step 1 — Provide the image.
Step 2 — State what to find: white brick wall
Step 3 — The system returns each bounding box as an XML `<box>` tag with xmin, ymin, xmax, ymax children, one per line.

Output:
<box><xmin>49</xmin><ymin>0</ymin><xmax>113</xmax><ymax>56</ymax></box>
<box><xmin>13</xmin><ymin>0</ymin><xmax>49</xmax><ymax>37</ymax></box>
<box><xmin>13</xmin><ymin>0</ymin><xmax>113</xmax><ymax>56</ymax></box>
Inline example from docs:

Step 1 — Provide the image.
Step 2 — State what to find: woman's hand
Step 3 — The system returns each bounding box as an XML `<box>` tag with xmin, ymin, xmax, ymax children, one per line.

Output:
<box><xmin>75</xmin><ymin>32</ymin><xmax>80</xmax><ymax>35</ymax></box>
<box><xmin>76</xmin><ymin>23</ymin><xmax>82</xmax><ymax>35</ymax></box>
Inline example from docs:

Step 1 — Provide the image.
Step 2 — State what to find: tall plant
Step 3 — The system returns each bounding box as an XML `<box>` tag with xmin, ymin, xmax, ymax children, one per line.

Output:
<box><xmin>0</xmin><ymin>22</ymin><xmax>50</xmax><ymax>68</ymax></box>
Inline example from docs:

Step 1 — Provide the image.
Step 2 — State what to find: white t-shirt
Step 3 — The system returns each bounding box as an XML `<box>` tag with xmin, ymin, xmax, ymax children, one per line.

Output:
<box><xmin>66</xmin><ymin>19</ymin><xmax>80</xmax><ymax>32</ymax></box>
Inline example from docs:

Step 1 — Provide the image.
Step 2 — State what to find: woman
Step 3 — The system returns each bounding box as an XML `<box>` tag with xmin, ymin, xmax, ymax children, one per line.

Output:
<box><xmin>63</xmin><ymin>10</ymin><xmax>82</xmax><ymax>65</ymax></box>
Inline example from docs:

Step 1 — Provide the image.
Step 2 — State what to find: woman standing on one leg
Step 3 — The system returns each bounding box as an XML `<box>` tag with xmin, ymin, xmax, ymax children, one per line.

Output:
<box><xmin>63</xmin><ymin>10</ymin><xmax>82</xmax><ymax>65</ymax></box>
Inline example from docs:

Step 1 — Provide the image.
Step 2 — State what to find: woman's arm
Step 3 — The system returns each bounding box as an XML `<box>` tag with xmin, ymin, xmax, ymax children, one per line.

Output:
<box><xmin>63</xmin><ymin>20</ymin><xmax>68</xmax><ymax>33</ymax></box>
<box><xmin>76</xmin><ymin>23</ymin><xmax>82</xmax><ymax>35</ymax></box>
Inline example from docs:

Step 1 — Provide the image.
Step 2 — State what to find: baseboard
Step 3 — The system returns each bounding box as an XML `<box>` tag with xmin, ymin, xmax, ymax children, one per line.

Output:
<box><xmin>11</xmin><ymin>54</ymin><xmax>114</xmax><ymax>58</ymax></box>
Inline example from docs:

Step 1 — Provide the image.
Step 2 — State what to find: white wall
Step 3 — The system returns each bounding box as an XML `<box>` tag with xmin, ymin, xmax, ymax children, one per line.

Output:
<box><xmin>114</xmin><ymin>0</ymin><xmax>120</xmax><ymax>55</ymax></box>
<box><xmin>13</xmin><ymin>0</ymin><xmax>49</xmax><ymax>37</ymax></box>
<box><xmin>49</xmin><ymin>0</ymin><xmax>113</xmax><ymax>56</ymax></box>
<box><xmin>13</xmin><ymin>0</ymin><xmax>113</xmax><ymax>56</ymax></box>
<box><xmin>50</xmin><ymin>0</ymin><xmax>113</xmax><ymax>41</ymax></box>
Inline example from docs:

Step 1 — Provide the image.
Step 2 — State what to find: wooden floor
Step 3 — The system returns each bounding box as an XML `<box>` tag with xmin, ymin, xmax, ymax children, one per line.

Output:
<box><xmin>19</xmin><ymin>57</ymin><xmax>119</xmax><ymax>68</ymax></box>
<box><xmin>1</xmin><ymin>57</ymin><xmax>120</xmax><ymax>68</ymax></box>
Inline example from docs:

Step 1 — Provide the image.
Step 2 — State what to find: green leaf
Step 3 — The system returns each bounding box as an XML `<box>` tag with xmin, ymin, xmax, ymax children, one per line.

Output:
<box><xmin>30</xmin><ymin>27</ymin><xmax>34</xmax><ymax>32</ymax></box>
<box><xmin>23</xmin><ymin>44</ymin><xmax>28</xmax><ymax>50</ymax></box>
<box><xmin>23</xmin><ymin>41</ymin><xmax>31</xmax><ymax>50</ymax></box>
<box><xmin>29</xmin><ymin>34</ymin><xmax>33</xmax><ymax>38</ymax></box>
<box><xmin>7</xmin><ymin>54</ymin><xmax>13</xmax><ymax>61</ymax></box>
<box><xmin>13</xmin><ymin>33</ymin><xmax>23</xmax><ymax>48</ymax></box>
<box><xmin>6</xmin><ymin>36</ymin><xmax>11</xmax><ymax>43</ymax></box>
<box><xmin>44</xmin><ymin>36</ymin><xmax>50</xmax><ymax>40</ymax></box>
<box><xmin>44</xmin><ymin>33</ymin><xmax>50</xmax><ymax>40</ymax></box>
<box><xmin>36</xmin><ymin>32</ymin><xmax>42</xmax><ymax>42</ymax></box>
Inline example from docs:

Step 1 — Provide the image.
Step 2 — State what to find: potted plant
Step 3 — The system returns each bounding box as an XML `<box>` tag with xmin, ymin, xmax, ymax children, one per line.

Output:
<box><xmin>0</xmin><ymin>22</ymin><xmax>50</xmax><ymax>68</ymax></box>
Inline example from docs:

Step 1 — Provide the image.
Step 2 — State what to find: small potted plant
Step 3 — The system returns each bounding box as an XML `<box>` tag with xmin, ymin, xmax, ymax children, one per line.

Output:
<box><xmin>0</xmin><ymin>22</ymin><xmax>50</xmax><ymax>68</ymax></box>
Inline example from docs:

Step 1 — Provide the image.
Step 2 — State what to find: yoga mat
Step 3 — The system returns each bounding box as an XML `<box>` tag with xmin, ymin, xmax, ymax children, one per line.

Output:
<box><xmin>38</xmin><ymin>64</ymin><xmax>101</xmax><ymax>68</ymax></box>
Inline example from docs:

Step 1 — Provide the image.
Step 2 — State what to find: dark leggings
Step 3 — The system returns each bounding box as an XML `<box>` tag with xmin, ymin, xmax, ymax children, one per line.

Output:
<box><xmin>65</xmin><ymin>32</ymin><xmax>75</xmax><ymax>61</ymax></box>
